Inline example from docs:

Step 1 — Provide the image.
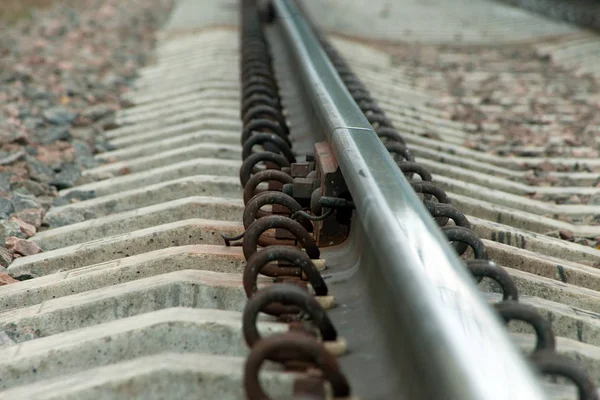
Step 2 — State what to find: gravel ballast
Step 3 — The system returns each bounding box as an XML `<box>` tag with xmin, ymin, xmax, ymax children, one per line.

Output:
<box><xmin>0</xmin><ymin>0</ymin><xmax>174</xmax><ymax>272</ymax></box>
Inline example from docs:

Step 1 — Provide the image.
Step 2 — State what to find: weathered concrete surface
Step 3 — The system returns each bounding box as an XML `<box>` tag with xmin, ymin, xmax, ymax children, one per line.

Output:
<box><xmin>0</xmin><ymin>246</ymin><xmax>246</xmax><ymax>309</ymax></box>
<box><xmin>512</xmin><ymin>332</ymin><xmax>600</xmax><ymax>384</ymax></box>
<box><xmin>0</xmin><ymin>270</ymin><xmax>268</xmax><ymax>343</ymax></box>
<box><xmin>486</xmin><ymin>292</ymin><xmax>600</xmax><ymax>346</ymax></box>
<box><xmin>0</xmin><ymin>353</ymin><xmax>296</xmax><ymax>400</ymax></box>
<box><xmin>104</xmin><ymin>130</ymin><xmax>240</xmax><ymax>161</ymax></box>
<box><xmin>45</xmin><ymin>175</ymin><xmax>242</xmax><ymax>221</ymax></box>
<box><xmin>451</xmin><ymin>193</ymin><xmax>600</xmax><ymax>236</ymax></box>
<box><xmin>116</xmin><ymin>91</ymin><xmax>238</xmax><ymax>124</ymax></box>
<box><xmin>483</xmin><ymin>240</ymin><xmax>600</xmax><ymax>291</ymax></box>
<box><xmin>105</xmin><ymin>112</ymin><xmax>240</xmax><ymax>139</ymax></box>
<box><xmin>470</xmin><ymin>215</ymin><xmax>600</xmax><ymax>267</ymax></box>
<box><xmin>0</xmin><ymin>308</ymin><xmax>287</xmax><ymax>391</ymax></box>
<box><xmin>60</xmin><ymin>158</ymin><xmax>240</xmax><ymax>197</ymax></box>
<box><xmin>34</xmin><ymin>197</ymin><xmax>244</xmax><ymax>250</ymax></box>
<box><xmin>84</xmin><ymin>144</ymin><xmax>241</xmax><ymax>178</ymax></box>
<box><xmin>9</xmin><ymin>219</ymin><xmax>243</xmax><ymax>277</ymax></box>
<box><xmin>480</xmin><ymin>266</ymin><xmax>600</xmax><ymax>312</ymax></box>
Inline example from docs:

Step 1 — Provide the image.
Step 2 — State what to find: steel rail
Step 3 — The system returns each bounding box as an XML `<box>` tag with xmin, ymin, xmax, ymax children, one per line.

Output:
<box><xmin>272</xmin><ymin>0</ymin><xmax>548</xmax><ymax>398</ymax></box>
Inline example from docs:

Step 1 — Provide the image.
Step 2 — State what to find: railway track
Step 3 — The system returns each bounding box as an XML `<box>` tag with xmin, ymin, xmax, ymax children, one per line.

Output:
<box><xmin>2</xmin><ymin>0</ymin><xmax>600</xmax><ymax>399</ymax></box>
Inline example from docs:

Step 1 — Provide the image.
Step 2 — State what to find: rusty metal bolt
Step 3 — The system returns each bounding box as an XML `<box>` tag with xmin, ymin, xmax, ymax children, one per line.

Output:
<box><xmin>243</xmin><ymin>169</ymin><xmax>294</xmax><ymax>205</ymax></box>
<box><xmin>241</xmin><ymin>94</ymin><xmax>281</xmax><ymax>118</ymax></box>
<box><xmin>411</xmin><ymin>181</ymin><xmax>451</xmax><ymax>225</ymax></box>
<box><xmin>242</xmin><ymin>214</ymin><xmax>319</xmax><ymax>260</ymax></box>
<box><xmin>494</xmin><ymin>301</ymin><xmax>555</xmax><ymax>353</ymax></box>
<box><xmin>466</xmin><ymin>259</ymin><xmax>519</xmax><ymax>301</ymax></box>
<box><xmin>241</xmin><ymin>119</ymin><xmax>290</xmax><ymax>147</ymax></box>
<box><xmin>243</xmin><ymin>246</ymin><xmax>327</xmax><ymax>315</ymax></box>
<box><xmin>425</xmin><ymin>202</ymin><xmax>471</xmax><ymax>255</ymax></box>
<box><xmin>239</xmin><ymin>151</ymin><xmax>290</xmax><ymax>187</ymax></box>
<box><xmin>241</xmin><ymin>132</ymin><xmax>296</xmax><ymax>163</ymax></box>
<box><xmin>243</xmin><ymin>105</ymin><xmax>289</xmax><ymax>135</ymax></box>
<box><xmin>385</xmin><ymin>142</ymin><xmax>415</xmax><ymax>162</ymax></box>
<box><xmin>530</xmin><ymin>350</ymin><xmax>598</xmax><ymax>400</ymax></box>
<box><xmin>242</xmin><ymin>284</ymin><xmax>337</xmax><ymax>351</ymax></box>
<box><xmin>243</xmin><ymin>191</ymin><xmax>303</xmax><ymax>227</ymax></box>
<box><xmin>244</xmin><ymin>332</ymin><xmax>351</xmax><ymax>400</ymax></box>
<box><xmin>376</xmin><ymin>126</ymin><xmax>406</xmax><ymax>145</ymax></box>
<box><xmin>396</xmin><ymin>161</ymin><xmax>433</xmax><ymax>181</ymax></box>
<box><xmin>442</xmin><ymin>225</ymin><xmax>487</xmax><ymax>259</ymax></box>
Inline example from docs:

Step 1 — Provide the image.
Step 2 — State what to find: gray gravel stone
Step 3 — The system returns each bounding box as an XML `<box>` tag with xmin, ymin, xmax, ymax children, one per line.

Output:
<box><xmin>0</xmin><ymin>197</ymin><xmax>14</xmax><ymax>220</ymax></box>
<box><xmin>35</xmin><ymin>196</ymin><xmax>56</xmax><ymax>211</ymax></box>
<box><xmin>62</xmin><ymin>190</ymin><xmax>96</xmax><ymax>202</ymax></box>
<box><xmin>21</xmin><ymin>117</ymin><xmax>45</xmax><ymax>131</ymax></box>
<box><xmin>71</xmin><ymin>127</ymin><xmax>97</xmax><ymax>142</ymax></box>
<box><xmin>0</xmin><ymin>0</ymin><xmax>175</xmax><ymax>256</ymax></box>
<box><xmin>42</xmin><ymin>106</ymin><xmax>77</xmax><ymax>125</ymax></box>
<box><xmin>71</xmin><ymin>140</ymin><xmax>100</xmax><ymax>168</ymax></box>
<box><xmin>0</xmin><ymin>174</ymin><xmax>11</xmax><ymax>192</ymax></box>
<box><xmin>588</xmin><ymin>194</ymin><xmax>600</xmax><ymax>205</ymax></box>
<box><xmin>0</xmin><ymin>331</ymin><xmax>16</xmax><ymax>348</ymax></box>
<box><xmin>12</xmin><ymin>180</ymin><xmax>51</xmax><ymax>197</ymax></box>
<box><xmin>38</xmin><ymin>126</ymin><xmax>72</xmax><ymax>145</ymax></box>
<box><xmin>0</xmin><ymin>246</ymin><xmax>13</xmax><ymax>268</ymax></box>
<box><xmin>12</xmin><ymin>193</ymin><xmax>42</xmax><ymax>213</ymax></box>
<box><xmin>102</xmin><ymin>73</ymin><xmax>126</xmax><ymax>88</ymax></box>
<box><xmin>23</xmin><ymin>146</ymin><xmax>37</xmax><ymax>156</ymax></box>
<box><xmin>0</xmin><ymin>253</ymin><xmax>11</xmax><ymax>269</ymax></box>
<box><xmin>24</xmin><ymin>86</ymin><xmax>55</xmax><ymax>101</ymax></box>
<box><xmin>0</xmin><ymin>151</ymin><xmax>25</xmax><ymax>166</ymax></box>
<box><xmin>82</xmin><ymin>104</ymin><xmax>115</xmax><ymax>121</ymax></box>
<box><xmin>94</xmin><ymin>138</ymin><xmax>117</xmax><ymax>152</ymax></box>
<box><xmin>13</xmin><ymin>208</ymin><xmax>44</xmax><ymax>229</ymax></box>
<box><xmin>49</xmin><ymin>163</ymin><xmax>82</xmax><ymax>190</ymax></box>
<box><xmin>72</xmin><ymin>140</ymin><xmax>94</xmax><ymax>157</ymax></box>
<box><xmin>43</xmin><ymin>208</ymin><xmax>87</xmax><ymax>227</ymax></box>
<box><xmin>0</xmin><ymin>220</ymin><xmax>25</xmax><ymax>244</ymax></box>
<box><xmin>26</xmin><ymin>156</ymin><xmax>56</xmax><ymax>183</ymax></box>
<box><xmin>52</xmin><ymin>197</ymin><xmax>70</xmax><ymax>207</ymax></box>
